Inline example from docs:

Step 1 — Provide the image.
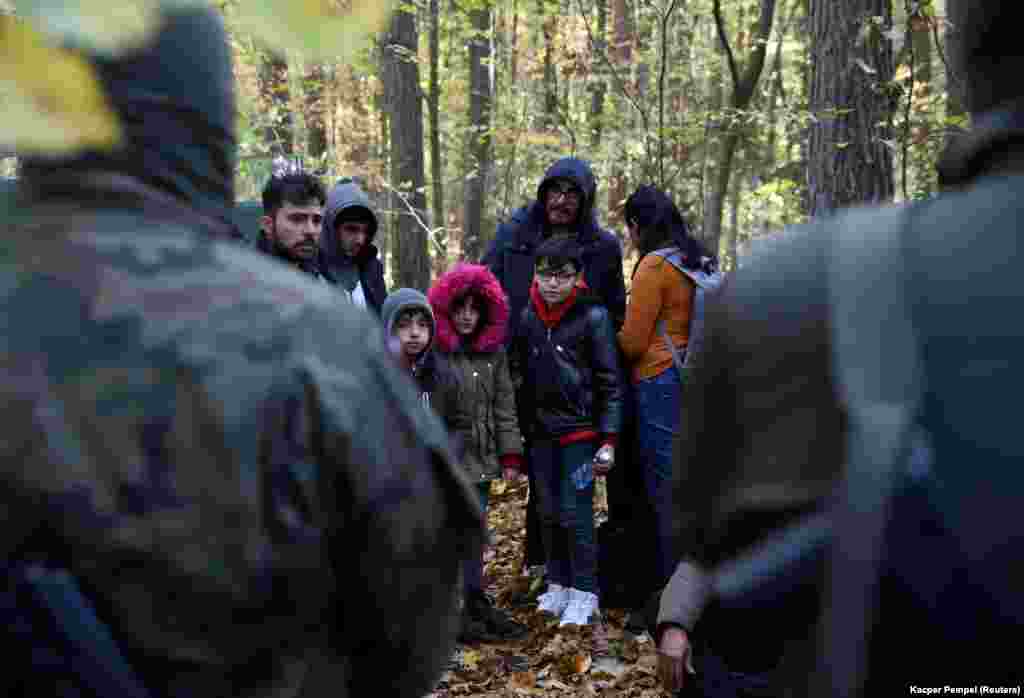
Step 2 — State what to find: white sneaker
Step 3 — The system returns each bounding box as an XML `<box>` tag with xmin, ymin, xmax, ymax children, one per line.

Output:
<box><xmin>559</xmin><ymin>588</ymin><xmax>600</xmax><ymax>627</ymax></box>
<box><xmin>537</xmin><ymin>583</ymin><xmax>570</xmax><ymax>615</ymax></box>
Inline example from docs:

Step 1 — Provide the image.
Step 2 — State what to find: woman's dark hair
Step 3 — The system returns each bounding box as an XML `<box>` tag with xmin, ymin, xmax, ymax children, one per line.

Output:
<box><xmin>624</xmin><ymin>185</ymin><xmax>711</xmax><ymax>275</ymax></box>
<box><xmin>451</xmin><ymin>290</ymin><xmax>490</xmax><ymax>343</ymax></box>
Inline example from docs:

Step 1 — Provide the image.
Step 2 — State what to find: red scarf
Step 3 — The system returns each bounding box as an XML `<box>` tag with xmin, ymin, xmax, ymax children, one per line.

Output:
<box><xmin>530</xmin><ymin>278</ymin><xmax>587</xmax><ymax>329</ymax></box>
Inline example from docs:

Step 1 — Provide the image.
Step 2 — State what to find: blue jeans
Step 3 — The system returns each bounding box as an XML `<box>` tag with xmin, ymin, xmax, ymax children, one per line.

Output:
<box><xmin>531</xmin><ymin>439</ymin><xmax>598</xmax><ymax>593</ymax></box>
<box><xmin>635</xmin><ymin>365</ymin><xmax>682</xmax><ymax>587</ymax></box>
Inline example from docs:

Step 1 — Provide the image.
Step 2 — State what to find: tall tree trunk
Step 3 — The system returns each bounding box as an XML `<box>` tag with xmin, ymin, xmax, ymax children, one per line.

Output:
<box><xmin>612</xmin><ymin>0</ymin><xmax>631</xmax><ymax>63</ymax></box>
<box><xmin>428</xmin><ymin>0</ymin><xmax>445</xmax><ymax>268</ymax></box>
<box><xmin>340</xmin><ymin>64</ymin><xmax>371</xmax><ymax>170</ymax></box>
<box><xmin>941</xmin><ymin>0</ymin><xmax>967</xmax><ymax>153</ymax></box>
<box><xmin>375</xmin><ymin>47</ymin><xmax>391</xmax><ymax>266</ymax></box>
<box><xmin>608</xmin><ymin>0</ymin><xmax>634</xmax><ymax>224</ymax></box>
<box><xmin>764</xmin><ymin>36</ymin><xmax>784</xmax><ymax>175</ymax></box>
<box><xmin>907</xmin><ymin>0</ymin><xmax>934</xmax><ymax>195</ymax></box>
<box><xmin>764</xmin><ymin>0</ymin><xmax>792</xmax><ymax>178</ymax></box>
<box><xmin>257</xmin><ymin>50</ymin><xmax>294</xmax><ymax>157</ymax></box>
<box><xmin>807</xmin><ymin>0</ymin><xmax>895</xmax><ymax>217</ymax></box>
<box><xmin>796</xmin><ymin>0</ymin><xmax>811</xmax><ymax>212</ymax></box>
<box><xmin>510</xmin><ymin>0</ymin><xmax>520</xmax><ymax>81</ymax></box>
<box><xmin>589</xmin><ymin>0</ymin><xmax>608</xmax><ymax>148</ymax></box>
<box><xmin>382</xmin><ymin>8</ymin><xmax>430</xmax><ymax>290</ymax></box>
<box><xmin>541</xmin><ymin>0</ymin><xmax>559</xmax><ymax>129</ymax></box>
<box><xmin>703</xmin><ymin>0</ymin><xmax>777</xmax><ymax>256</ymax></box>
<box><xmin>303</xmin><ymin>62</ymin><xmax>329</xmax><ymax>172</ymax></box>
<box><xmin>723</xmin><ymin>171</ymin><xmax>742</xmax><ymax>270</ymax></box>
<box><xmin>634</xmin><ymin>0</ymin><xmax>651</xmax><ymax>176</ymax></box>
<box><xmin>667</xmin><ymin>0</ymin><xmax>694</xmax><ymax>182</ymax></box>
<box><xmin>701</xmin><ymin>19</ymin><xmax>724</xmax><ymax>236</ymax></box>
<box><xmin>464</xmin><ymin>0</ymin><xmax>494</xmax><ymax>263</ymax></box>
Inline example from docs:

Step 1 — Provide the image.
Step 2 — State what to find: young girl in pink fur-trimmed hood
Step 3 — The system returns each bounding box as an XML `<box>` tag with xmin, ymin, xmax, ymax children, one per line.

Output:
<box><xmin>427</xmin><ymin>263</ymin><xmax>526</xmax><ymax>643</ymax></box>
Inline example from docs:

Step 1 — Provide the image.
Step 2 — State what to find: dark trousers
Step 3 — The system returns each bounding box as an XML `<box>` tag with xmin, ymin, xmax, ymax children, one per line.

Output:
<box><xmin>462</xmin><ymin>481</ymin><xmax>491</xmax><ymax>594</ymax></box>
<box><xmin>524</xmin><ymin>469</ymin><xmax>546</xmax><ymax>568</ymax></box>
<box><xmin>676</xmin><ymin>649</ymin><xmax>775</xmax><ymax>698</ymax></box>
<box><xmin>531</xmin><ymin>439</ymin><xmax>598</xmax><ymax>593</ymax></box>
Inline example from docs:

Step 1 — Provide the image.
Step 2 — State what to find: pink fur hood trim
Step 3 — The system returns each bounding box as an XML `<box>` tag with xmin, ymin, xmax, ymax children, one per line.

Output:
<box><xmin>428</xmin><ymin>263</ymin><xmax>509</xmax><ymax>353</ymax></box>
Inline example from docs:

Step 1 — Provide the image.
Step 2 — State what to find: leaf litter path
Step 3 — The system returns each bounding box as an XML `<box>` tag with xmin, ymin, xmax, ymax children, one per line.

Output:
<box><xmin>428</xmin><ymin>479</ymin><xmax>669</xmax><ymax>698</ymax></box>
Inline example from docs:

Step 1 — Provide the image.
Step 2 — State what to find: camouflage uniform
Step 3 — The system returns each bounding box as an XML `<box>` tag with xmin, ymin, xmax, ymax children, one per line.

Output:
<box><xmin>1</xmin><ymin>7</ymin><xmax>482</xmax><ymax>698</ymax></box>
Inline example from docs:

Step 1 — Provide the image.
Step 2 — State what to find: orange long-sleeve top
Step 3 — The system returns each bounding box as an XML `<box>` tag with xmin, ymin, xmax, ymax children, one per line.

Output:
<box><xmin>617</xmin><ymin>254</ymin><xmax>695</xmax><ymax>383</ymax></box>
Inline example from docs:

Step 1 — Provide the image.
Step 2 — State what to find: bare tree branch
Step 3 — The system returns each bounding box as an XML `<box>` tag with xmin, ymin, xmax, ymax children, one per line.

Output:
<box><xmin>378</xmin><ymin>177</ymin><xmax>443</xmax><ymax>239</ymax></box>
<box><xmin>712</xmin><ymin>0</ymin><xmax>741</xmax><ymax>92</ymax></box>
<box><xmin>734</xmin><ymin>0</ymin><xmax>778</xmax><ymax>107</ymax></box>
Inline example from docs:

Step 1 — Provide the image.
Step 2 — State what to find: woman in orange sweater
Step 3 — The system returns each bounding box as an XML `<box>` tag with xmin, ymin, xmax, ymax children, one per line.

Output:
<box><xmin>617</xmin><ymin>185</ymin><xmax>714</xmax><ymax>589</ymax></box>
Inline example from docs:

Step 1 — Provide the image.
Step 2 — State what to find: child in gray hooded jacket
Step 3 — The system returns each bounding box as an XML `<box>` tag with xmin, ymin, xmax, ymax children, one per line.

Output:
<box><xmin>381</xmin><ymin>288</ymin><xmax>460</xmax><ymax>431</ymax></box>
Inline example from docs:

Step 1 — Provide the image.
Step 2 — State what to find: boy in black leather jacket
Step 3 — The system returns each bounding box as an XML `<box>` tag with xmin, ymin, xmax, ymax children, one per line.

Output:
<box><xmin>512</xmin><ymin>237</ymin><xmax>624</xmax><ymax>627</ymax></box>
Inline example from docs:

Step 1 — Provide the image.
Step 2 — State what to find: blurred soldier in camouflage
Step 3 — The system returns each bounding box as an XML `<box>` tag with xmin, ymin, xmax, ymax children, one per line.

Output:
<box><xmin>1</xmin><ymin>6</ymin><xmax>482</xmax><ymax>698</ymax></box>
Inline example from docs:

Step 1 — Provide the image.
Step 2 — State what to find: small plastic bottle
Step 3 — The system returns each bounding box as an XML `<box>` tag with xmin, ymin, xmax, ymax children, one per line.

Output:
<box><xmin>571</xmin><ymin>460</ymin><xmax>594</xmax><ymax>490</ymax></box>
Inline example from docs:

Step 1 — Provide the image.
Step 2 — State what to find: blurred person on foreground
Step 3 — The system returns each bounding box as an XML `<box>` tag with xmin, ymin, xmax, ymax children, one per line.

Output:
<box><xmin>483</xmin><ymin>157</ymin><xmax>627</xmax><ymax>580</ymax></box>
<box><xmin>1</xmin><ymin>6</ymin><xmax>482</xmax><ymax>697</ymax></box>
<box><xmin>656</xmin><ymin>1</ymin><xmax>1024</xmax><ymax>694</ymax></box>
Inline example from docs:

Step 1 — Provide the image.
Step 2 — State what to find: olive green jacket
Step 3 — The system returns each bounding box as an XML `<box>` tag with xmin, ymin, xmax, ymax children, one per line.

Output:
<box><xmin>446</xmin><ymin>350</ymin><xmax>523</xmax><ymax>482</ymax></box>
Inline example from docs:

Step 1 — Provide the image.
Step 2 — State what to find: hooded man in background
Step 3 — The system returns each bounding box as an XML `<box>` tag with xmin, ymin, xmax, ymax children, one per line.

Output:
<box><xmin>483</xmin><ymin>157</ymin><xmax>626</xmax><ymax>340</ymax></box>
<box><xmin>482</xmin><ymin>157</ymin><xmax>628</xmax><ymax>576</ymax></box>
<box><xmin>319</xmin><ymin>178</ymin><xmax>388</xmax><ymax>314</ymax></box>
<box><xmin>1</xmin><ymin>6</ymin><xmax>482</xmax><ymax>698</ymax></box>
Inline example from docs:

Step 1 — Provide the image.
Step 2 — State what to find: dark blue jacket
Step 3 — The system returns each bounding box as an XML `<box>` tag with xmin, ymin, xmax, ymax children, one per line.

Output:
<box><xmin>482</xmin><ymin>157</ymin><xmax>626</xmax><ymax>343</ymax></box>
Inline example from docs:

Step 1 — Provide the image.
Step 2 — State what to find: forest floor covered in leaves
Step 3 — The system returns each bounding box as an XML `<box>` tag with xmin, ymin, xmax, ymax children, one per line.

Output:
<box><xmin>428</xmin><ymin>479</ymin><xmax>668</xmax><ymax>698</ymax></box>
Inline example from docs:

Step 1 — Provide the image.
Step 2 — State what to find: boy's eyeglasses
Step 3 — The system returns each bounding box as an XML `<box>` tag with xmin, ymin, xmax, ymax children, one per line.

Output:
<box><xmin>536</xmin><ymin>269</ymin><xmax>578</xmax><ymax>283</ymax></box>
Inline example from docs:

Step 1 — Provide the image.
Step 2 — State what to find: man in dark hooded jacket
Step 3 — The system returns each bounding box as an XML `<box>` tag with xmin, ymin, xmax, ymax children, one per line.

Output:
<box><xmin>655</xmin><ymin>1</ymin><xmax>1024</xmax><ymax>693</ymax></box>
<box><xmin>1</xmin><ymin>7</ymin><xmax>482</xmax><ymax>698</ymax></box>
<box><xmin>482</xmin><ymin>157</ymin><xmax>627</xmax><ymax>573</ymax></box>
<box><xmin>318</xmin><ymin>178</ymin><xmax>388</xmax><ymax>315</ymax></box>
<box><xmin>483</xmin><ymin>157</ymin><xmax>626</xmax><ymax>340</ymax></box>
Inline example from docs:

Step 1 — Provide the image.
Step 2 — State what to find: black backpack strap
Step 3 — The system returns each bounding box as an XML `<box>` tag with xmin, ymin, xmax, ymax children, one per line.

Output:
<box><xmin>817</xmin><ymin>204</ymin><xmax>924</xmax><ymax>697</ymax></box>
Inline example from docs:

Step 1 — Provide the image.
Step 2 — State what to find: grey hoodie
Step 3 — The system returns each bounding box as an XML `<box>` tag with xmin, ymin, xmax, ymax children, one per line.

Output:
<box><xmin>381</xmin><ymin>288</ymin><xmax>435</xmax><ymax>344</ymax></box>
<box><xmin>318</xmin><ymin>180</ymin><xmax>388</xmax><ymax>313</ymax></box>
<box><xmin>320</xmin><ymin>180</ymin><xmax>379</xmax><ymax>262</ymax></box>
<box><xmin>381</xmin><ymin>288</ymin><xmax>460</xmax><ymax>433</ymax></box>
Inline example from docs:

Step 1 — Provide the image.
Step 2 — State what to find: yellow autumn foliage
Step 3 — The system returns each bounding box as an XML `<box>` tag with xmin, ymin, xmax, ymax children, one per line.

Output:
<box><xmin>231</xmin><ymin>0</ymin><xmax>393</xmax><ymax>61</ymax></box>
<box><xmin>0</xmin><ymin>15</ymin><xmax>122</xmax><ymax>154</ymax></box>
